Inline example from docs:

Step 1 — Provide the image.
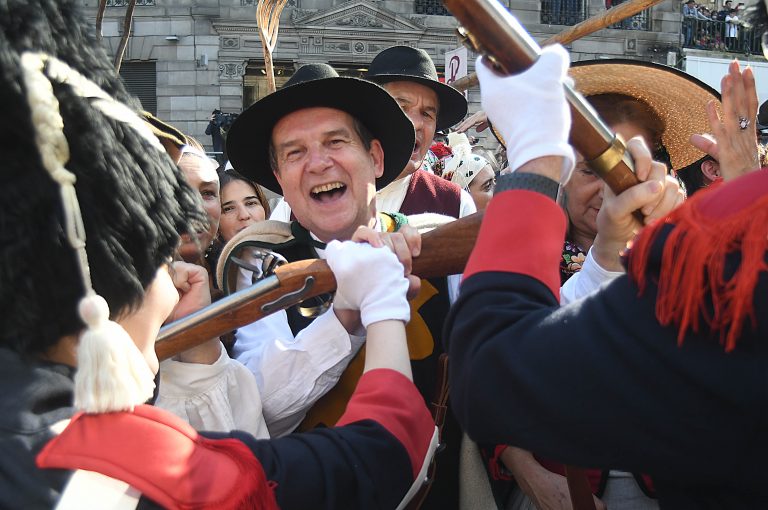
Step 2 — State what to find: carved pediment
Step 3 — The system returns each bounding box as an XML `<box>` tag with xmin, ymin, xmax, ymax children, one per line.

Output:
<box><xmin>292</xmin><ymin>0</ymin><xmax>425</xmax><ymax>31</ymax></box>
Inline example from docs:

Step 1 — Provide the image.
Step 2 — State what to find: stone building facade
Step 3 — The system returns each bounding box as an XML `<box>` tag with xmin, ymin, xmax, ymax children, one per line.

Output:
<box><xmin>81</xmin><ymin>0</ymin><xmax>684</xmax><ymax>151</ymax></box>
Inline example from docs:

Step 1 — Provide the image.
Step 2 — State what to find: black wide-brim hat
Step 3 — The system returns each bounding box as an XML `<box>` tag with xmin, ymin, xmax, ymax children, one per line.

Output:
<box><xmin>366</xmin><ymin>46</ymin><xmax>468</xmax><ymax>132</ymax></box>
<box><xmin>569</xmin><ymin>59</ymin><xmax>722</xmax><ymax>170</ymax></box>
<box><xmin>226</xmin><ymin>63</ymin><xmax>416</xmax><ymax>195</ymax></box>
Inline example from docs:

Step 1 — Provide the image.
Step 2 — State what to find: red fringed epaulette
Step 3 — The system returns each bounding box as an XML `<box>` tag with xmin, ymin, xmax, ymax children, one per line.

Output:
<box><xmin>37</xmin><ymin>405</ymin><xmax>279</xmax><ymax>510</ymax></box>
<box><xmin>627</xmin><ymin>170</ymin><xmax>768</xmax><ymax>352</ymax></box>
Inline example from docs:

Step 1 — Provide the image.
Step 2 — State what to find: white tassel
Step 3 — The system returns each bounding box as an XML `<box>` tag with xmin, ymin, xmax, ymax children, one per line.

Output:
<box><xmin>73</xmin><ymin>295</ymin><xmax>155</xmax><ymax>413</ymax></box>
<box><xmin>21</xmin><ymin>52</ymin><xmax>156</xmax><ymax>414</ymax></box>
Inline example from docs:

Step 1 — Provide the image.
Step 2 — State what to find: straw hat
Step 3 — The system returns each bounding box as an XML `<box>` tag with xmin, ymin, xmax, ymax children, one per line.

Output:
<box><xmin>569</xmin><ymin>59</ymin><xmax>722</xmax><ymax>170</ymax></box>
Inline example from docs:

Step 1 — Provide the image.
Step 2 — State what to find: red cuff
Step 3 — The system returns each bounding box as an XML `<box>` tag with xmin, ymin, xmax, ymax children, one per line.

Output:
<box><xmin>37</xmin><ymin>405</ymin><xmax>277</xmax><ymax>510</ymax></box>
<box><xmin>337</xmin><ymin>369</ymin><xmax>434</xmax><ymax>479</ymax></box>
<box><xmin>463</xmin><ymin>189</ymin><xmax>566</xmax><ymax>298</ymax></box>
<box><xmin>488</xmin><ymin>445</ymin><xmax>513</xmax><ymax>481</ymax></box>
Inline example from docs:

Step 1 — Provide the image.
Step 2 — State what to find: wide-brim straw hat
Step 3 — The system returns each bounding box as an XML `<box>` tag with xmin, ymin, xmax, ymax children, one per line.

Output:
<box><xmin>227</xmin><ymin>63</ymin><xmax>415</xmax><ymax>194</ymax></box>
<box><xmin>569</xmin><ymin>59</ymin><xmax>722</xmax><ymax>170</ymax></box>
<box><xmin>366</xmin><ymin>46</ymin><xmax>468</xmax><ymax>132</ymax></box>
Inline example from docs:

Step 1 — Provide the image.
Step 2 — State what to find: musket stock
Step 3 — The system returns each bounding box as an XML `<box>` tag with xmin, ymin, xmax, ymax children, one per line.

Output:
<box><xmin>156</xmin><ymin>259</ymin><xmax>336</xmax><ymax>360</ymax></box>
<box><xmin>444</xmin><ymin>0</ymin><xmax>642</xmax><ymax>199</ymax></box>
<box><xmin>155</xmin><ymin>212</ymin><xmax>483</xmax><ymax>360</ymax></box>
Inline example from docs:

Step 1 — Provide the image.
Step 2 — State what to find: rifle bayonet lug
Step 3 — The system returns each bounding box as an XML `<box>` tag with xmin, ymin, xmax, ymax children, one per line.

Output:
<box><xmin>486</xmin><ymin>54</ymin><xmax>506</xmax><ymax>73</ymax></box>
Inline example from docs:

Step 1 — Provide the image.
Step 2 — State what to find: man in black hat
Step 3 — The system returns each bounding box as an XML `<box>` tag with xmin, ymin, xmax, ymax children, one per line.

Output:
<box><xmin>366</xmin><ymin>45</ymin><xmax>473</xmax><ymax>220</ymax></box>
<box><xmin>225</xmin><ymin>63</ymin><xmax>436</xmax><ymax>437</ymax></box>
<box><xmin>265</xmin><ymin>47</ymin><xmax>474</xmax><ymax>224</ymax></box>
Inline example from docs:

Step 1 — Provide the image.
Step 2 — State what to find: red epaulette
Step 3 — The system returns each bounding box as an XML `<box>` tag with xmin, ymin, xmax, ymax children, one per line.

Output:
<box><xmin>628</xmin><ymin>170</ymin><xmax>768</xmax><ymax>351</ymax></box>
<box><xmin>37</xmin><ymin>405</ymin><xmax>278</xmax><ymax>510</ymax></box>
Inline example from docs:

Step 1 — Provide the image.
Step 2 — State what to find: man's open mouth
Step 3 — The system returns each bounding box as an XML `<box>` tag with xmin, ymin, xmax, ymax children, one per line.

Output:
<box><xmin>310</xmin><ymin>182</ymin><xmax>347</xmax><ymax>202</ymax></box>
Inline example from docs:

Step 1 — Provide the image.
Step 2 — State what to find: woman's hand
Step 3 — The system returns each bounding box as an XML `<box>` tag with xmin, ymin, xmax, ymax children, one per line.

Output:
<box><xmin>455</xmin><ymin>110</ymin><xmax>490</xmax><ymax>134</ymax></box>
<box><xmin>593</xmin><ymin>137</ymin><xmax>684</xmax><ymax>271</ymax></box>
<box><xmin>167</xmin><ymin>262</ymin><xmax>212</xmax><ymax>323</ymax></box>
<box><xmin>501</xmin><ymin>447</ymin><xmax>606</xmax><ymax>510</ymax></box>
<box><xmin>690</xmin><ymin>60</ymin><xmax>760</xmax><ymax>181</ymax></box>
<box><xmin>167</xmin><ymin>261</ymin><xmax>221</xmax><ymax>365</ymax></box>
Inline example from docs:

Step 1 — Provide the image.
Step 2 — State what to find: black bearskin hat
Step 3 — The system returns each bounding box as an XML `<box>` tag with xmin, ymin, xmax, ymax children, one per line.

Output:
<box><xmin>0</xmin><ymin>0</ymin><xmax>206</xmax><ymax>356</ymax></box>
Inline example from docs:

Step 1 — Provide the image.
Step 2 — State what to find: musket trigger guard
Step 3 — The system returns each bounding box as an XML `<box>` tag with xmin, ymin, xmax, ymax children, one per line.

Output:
<box><xmin>230</xmin><ymin>248</ymin><xmax>289</xmax><ymax>286</ymax></box>
<box><xmin>230</xmin><ymin>256</ymin><xmax>261</xmax><ymax>275</ymax></box>
<box><xmin>261</xmin><ymin>276</ymin><xmax>316</xmax><ymax>314</ymax></box>
<box><xmin>587</xmin><ymin>134</ymin><xmax>626</xmax><ymax>177</ymax></box>
<box><xmin>260</xmin><ymin>250</ymin><xmax>289</xmax><ymax>277</ymax></box>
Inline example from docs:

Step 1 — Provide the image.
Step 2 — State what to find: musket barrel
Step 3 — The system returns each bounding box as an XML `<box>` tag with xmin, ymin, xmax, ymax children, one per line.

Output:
<box><xmin>156</xmin><ymin>275</ymin><xmax>283</xmax><ymax>360</ymax></box>
<box><xmin>157</xmin><ymin>275</ymin><xmax>281</xmax><ymax>343</ymax></box>
<box><xmin>444</xmin><ymin>0</ymin><xmax>640</xmax><ymax>197</ymax></box>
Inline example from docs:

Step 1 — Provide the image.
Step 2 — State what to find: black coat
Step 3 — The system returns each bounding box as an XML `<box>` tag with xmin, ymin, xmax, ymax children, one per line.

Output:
<box><xmin>446</xmin><ymin>186</ymin><xmax>768</xmax><ymax>509</ymax></box>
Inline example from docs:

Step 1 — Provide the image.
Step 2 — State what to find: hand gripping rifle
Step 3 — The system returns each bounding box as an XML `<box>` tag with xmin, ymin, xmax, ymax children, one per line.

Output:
<box><xmin>155</xmin><ymin>212</ymin><xmax>482</xmax><ymax>361</ymax></box>
<box><xmin>444</xmin><ymin>0</ymin><xmax>642</xmax><ymax>199</ymax></box>
<box><xmin>440</xmin><ymin>0</ymin><xmax>643</xmax><ymax>508</ymax></box>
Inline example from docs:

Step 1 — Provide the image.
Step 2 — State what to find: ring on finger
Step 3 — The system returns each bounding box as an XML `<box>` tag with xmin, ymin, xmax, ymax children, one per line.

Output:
<box><xmin>738</xmin><ymin>116</ymin><xmax>750</xmax><ymax>130</ymax></box>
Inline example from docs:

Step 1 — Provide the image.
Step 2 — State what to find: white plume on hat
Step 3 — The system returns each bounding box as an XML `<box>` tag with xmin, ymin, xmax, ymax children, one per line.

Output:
<box><xmin>444</xmin><ymin>132</ymin><xmax>489</xmax><ymax>190</ymax></box>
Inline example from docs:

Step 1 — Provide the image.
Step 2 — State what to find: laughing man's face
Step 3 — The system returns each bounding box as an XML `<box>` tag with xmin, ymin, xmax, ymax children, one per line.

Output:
<box><xmin>272</xmin><ymin>107</ymin><xmax>384</xmax><ymax>242</ymax></box>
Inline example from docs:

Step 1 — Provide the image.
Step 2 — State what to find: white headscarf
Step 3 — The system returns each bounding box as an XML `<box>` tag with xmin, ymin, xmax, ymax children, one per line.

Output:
<box><xmin>443</xmin><ymin>132</ymin><xmax>490</xmax><ymax>190</ymax></box>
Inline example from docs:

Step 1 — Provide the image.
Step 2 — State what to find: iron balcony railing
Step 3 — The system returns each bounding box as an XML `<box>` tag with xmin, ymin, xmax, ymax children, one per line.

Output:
<box><xmin>541</xmin><ymin>0</ymin><xmax>588</xmax><ymax>25</ymax></box>
<box><xmin>682</xmin><ymin>16</ymin><xmax>762</xmax><ymax>54</ymax></box>
<box><xmin>541</xmin><ymin>0</ymin><xmax>651</xmax><ymax>30</ymax></box>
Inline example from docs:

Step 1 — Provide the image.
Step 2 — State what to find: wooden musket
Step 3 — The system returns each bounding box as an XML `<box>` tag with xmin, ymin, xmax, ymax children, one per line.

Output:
<box><xmin>444</xmin><ymin>0</ymin><xmax>642</xmax><ymax>199</ymax></box>
<box><xmin>449</xmin><ymin>0</ymin><xmax>667</xmax><ymax>92</ymax></box>
<box><xmin>155</xmin><ymin>212</ymin><xmax>483</xmax><ymax>361</ymax></box>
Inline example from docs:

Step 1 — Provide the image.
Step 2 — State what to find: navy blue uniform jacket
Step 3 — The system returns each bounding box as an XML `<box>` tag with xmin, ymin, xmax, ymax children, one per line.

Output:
<box><xmin>446</xmin><ymin>175</ymin><xmax>768</xmax><ymax>509</ymax></box>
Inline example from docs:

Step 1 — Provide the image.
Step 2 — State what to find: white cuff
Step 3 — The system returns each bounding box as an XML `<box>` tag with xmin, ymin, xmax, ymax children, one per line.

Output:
<box><xmin>559</xmin><ymin>248</ymin><xmax>624</xmax><ymax>305</ymax></box>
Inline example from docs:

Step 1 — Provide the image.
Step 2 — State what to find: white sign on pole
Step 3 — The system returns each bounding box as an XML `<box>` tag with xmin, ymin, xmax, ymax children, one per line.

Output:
<box><xmin>444</xmin><ymin>46</ymin><xmax>468</xmax><ymax>97</ymax></box>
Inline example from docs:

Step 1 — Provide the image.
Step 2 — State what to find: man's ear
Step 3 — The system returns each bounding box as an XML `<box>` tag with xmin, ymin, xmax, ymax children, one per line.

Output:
<box><xmin>273</xmin><ymin>168</ymin><xmax>284</xmax><ymax>188</ymax></box>
<box><xmin>701</xmin><ymin>159</ymin><xmax>720</xmax><ymax>182</ymax></box>
<box><xmin>369</xmin><ymin>139</ymin><xmax>385</xmax><ymax>179</ymax></box>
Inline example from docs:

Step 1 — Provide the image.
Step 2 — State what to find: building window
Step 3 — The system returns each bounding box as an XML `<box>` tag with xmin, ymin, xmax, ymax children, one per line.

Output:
<box><xmin>415</xmin><ymin>0</ymin><xmax>451</xmax><ymax>16</ymax></box>
<box><xmin>540</xmin><ymin>0</ymin><xmax>588</xmax><ymax>25</ymax></box>
<box><xmin>243</xmin><ymin>61</ymin><xmax>295</xmax><ymax>108</ymax></box>
<box><xmin>107</xmin><ymin>0</ymin><xmax>156</xmax><ymax>5</ymax></box>
<box><xmin>611</xmin><ymin>8</ymin><xmax>651</xmax><ymax>31</ymax></box>
<box><xmin>119</xmin><ymin>61</ymin><xmax>157</xmax><ymax>115</ymax></box>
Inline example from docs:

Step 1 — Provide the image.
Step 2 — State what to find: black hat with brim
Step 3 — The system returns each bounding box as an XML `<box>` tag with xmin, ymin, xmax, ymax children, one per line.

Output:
<box><xmin>226</xmin><ymin>63</ymin><xmax>415</xmax><ymax>195</ymax></box>
<box><xmin>366</xmin><ymin>46</ymin><xmax>468</xmax><ymax>132</ymax></box>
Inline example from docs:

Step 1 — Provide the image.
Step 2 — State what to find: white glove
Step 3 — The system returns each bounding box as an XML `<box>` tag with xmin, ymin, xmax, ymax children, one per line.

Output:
<box><xmin>477</xmin><ymin>45</ymin><xmax>576</xmax><ymax>184</ymax></box>
<box><xmin>325</xmin><ymin>240</ymin><xmax>410</xmax><ymax>328</ymax></box>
